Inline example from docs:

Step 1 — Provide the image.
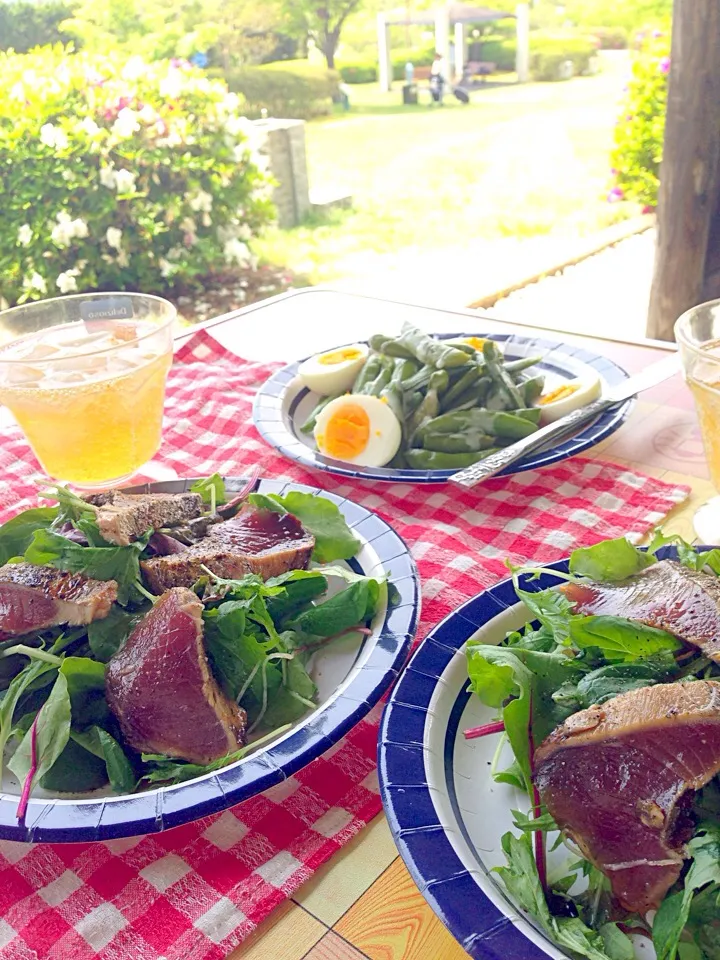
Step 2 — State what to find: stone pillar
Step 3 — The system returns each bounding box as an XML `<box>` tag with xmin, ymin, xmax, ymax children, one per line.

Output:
<box><xmin>434</xmin><ymin>7</ymin><xmax>451</xmax><ymax>77</ymax></box>
<box><xmin>454</xmin><ymin>21</ymin><xmax>466</xmax><ymax>81</ymax></box>
<box><xmin>377</xmin><ymin>13</ymin><xmax>392</xmax><ymax>92</ymax></box>
<box><xmin>515</xmin><ymin>3</ymin><xmax>530</xmax><ymax>82</ymax></box>
<box><xmin>253</xmin><ymin>119</ymin><xmax>310</xmax><ymax>228</ymax></box>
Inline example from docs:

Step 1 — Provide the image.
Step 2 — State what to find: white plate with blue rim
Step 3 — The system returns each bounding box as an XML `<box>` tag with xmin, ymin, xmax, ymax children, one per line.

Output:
<box><xmin>378</xmin><ymin>550</ymin><xmax>687</xmax><ymax>960</ymax></box>
<box><xmin>253</xmin><ymin>331</ymin><xmax>633</xmax><ymax>484</ymax></box>
<box><xmin>0</xmin><ymin>476</ymin><xmax>420</xmax><ymax>843</ymax></box>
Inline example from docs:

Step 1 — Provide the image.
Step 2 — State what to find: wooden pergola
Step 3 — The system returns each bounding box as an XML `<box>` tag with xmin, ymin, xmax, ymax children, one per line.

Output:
<box><xmin>376</xmin><ymin>2</ymin><xmax>531</xmax><ymax>92</ymax></box>
<box><xmin>648</xmin><ymin>0</ymin><xmax>720</xmax><ymax>339</ymax></box>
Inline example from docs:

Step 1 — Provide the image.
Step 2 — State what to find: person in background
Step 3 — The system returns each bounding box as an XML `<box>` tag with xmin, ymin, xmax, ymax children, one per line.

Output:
<box><xmin>429</xmin><ymin>51</ymin><xmax>446</xmax><ymax>106</ymax></box>
<box><xmin>405</xmin><ymin>61</ymin><xmax>414</xmax><ymax>84</ymax></box>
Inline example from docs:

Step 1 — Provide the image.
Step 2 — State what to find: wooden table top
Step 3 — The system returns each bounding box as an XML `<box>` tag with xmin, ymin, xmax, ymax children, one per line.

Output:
<box><xmin>189</xmin><ymin>289</ymin><xmax>708</xmax><ymax>960</ymax></box>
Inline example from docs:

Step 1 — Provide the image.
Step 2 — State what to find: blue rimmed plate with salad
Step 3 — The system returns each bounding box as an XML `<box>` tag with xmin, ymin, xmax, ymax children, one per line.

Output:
<box><xmin>0</xmin><ymin>474</ymin><xmax>419</xmax><ymax>842</ymax></box>
<box><xmin>379</xmin><ymin>533</ymin><xmax>720</xmax><ymax>960</ymax></box>
<box><xmin>253</xmin><ymin>323</ymin><xmax>633</xmax><ymax>484</ymax></box>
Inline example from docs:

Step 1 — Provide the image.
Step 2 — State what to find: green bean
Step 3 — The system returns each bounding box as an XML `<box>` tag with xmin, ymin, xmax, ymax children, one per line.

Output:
<box><xmin>352</xmin><ymin>355</ymin><xmax>381</xmax><ymax>393</ymax></box>
<box><xmin>416</xmin><ymin>408</ymin><xmax>537</xmax><ymax>441</ymax></box>
<box><xmin>379</xmin><ymin>382</ymin><xmax>404</xmax><ymax>423</ymax></box>
<box><xmin>300</xmin><ymin>394</ymin><xmax>338</xmax><ymax>434</ymax></box>
<box><xmin>402</xmin><ymin>364</ymin><xmax>435</xmax><ymax>393</ymax></box>
<box><xmin>451</xmin><ymin>342</ymin><xmax>478</xmax><ymax>357</ymax></box>
<box><xmin>440</xmin><ymin>366</ymin><xmax>481</xmax><ymax>412</ymax></box>
<box><xmin>445</xmin><ymin>376</ymin><xmax>492</xmax><ymax>412</ymax></box>
<box><xmin>483</xmin><ymin>340</ymin><xmax>525</xmax><ymax>409</ymax></box>
<box><xmin>388</xmin><ymin>450</ymin><xmax>408</xmax><ymax>469</ymax></box>
<box><xmin>522</xmin><ymin>375</ymin><xmax>545</xmax><ymax>406</ymax></box>
<box><xmin>382</xmin><ymin>338</ymin><xmax>416</xmax><ymax>360</ymax></box>
<box><xmin>362</xmin><ymin>356</ymin><xmax>393</xmax><ymax>396</ymax></box>
<box><xmin>368</xmin><ymin>334</ymin><xmax>392</xmax><ymax>352</ymax></box>
<box><xmin>405</xmin><ymin>448</ymin><xmax>500</xmax><ymax>470</ymax></box>
<box><xmin>505</xmin><ymin>355</ymin><xmax>543</xmax><ymax>376</ymax></box>
<box><xmin>399</xmin><ymin>323</ymin><xmax>471</xmax><ymax>369</ymax></box>
<box><xmin>515</xmin><ymin>407</ymin><xmax>542</xmax><ymax>425</ymax></box>
<box><xmin>391</xmin><ymin>357</ymin><xmax>421</xmax><ymax>384</ymax></box>
<box><xmin>407</xmin><ymin>370</ymin><xmax>448</xmax><ymax>438</ymax></box>
<box><xmin>404</xmin><ymin>390</ymin><xmax>424</xmax><ymax>419</ymax></box>
<box><xmin>421</xmin><ymin>430</ymin><xmax>497</xmax><ymax>454</ymax></box>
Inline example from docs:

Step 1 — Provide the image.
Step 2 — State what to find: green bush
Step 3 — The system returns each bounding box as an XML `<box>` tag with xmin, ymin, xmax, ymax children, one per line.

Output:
<box><xmin>0</xmin><ymin>46</ymin><xmax>273</xmax><ymax>307</ymax></box>
<box><xmin>391</xmin><ymin>44</ymin><xmax>435</xmax><ymax>81</ymax></box>
<box><xmin>530</xmin><ymin>35</ymin><xmax>597</xmax><ymax>81</ymax></box>
<box><xmin>469</xmin><ymin>36</ymin><xmax>516</xmax><ymax>71</ymax></box>
<box><xmin>610</xmin><ymin>35</ymin><xmax>669</xmax><ymax>208</ymax></box>
<box><xmin>339</xmin><ymin>61</ymin><xmax>377</xmax><ymax>84</ymax></box>
<box><xmin>591</xmin><ymin>26</ymin><xmax>628</xmax><ymax>49</ymax></box>
<box><xmin>221</xmin><ymin>62</ymin><xmax>338</xmax><ymax>118</ymax></box>
<box><xmin>0</xmin><ymin>0</ymin><xmax>72</xmax><ymax>52</ymax></box>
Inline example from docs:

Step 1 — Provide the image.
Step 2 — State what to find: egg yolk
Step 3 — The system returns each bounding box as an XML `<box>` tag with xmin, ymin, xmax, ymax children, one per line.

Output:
<box><xmin>317</xmin><ymin>403</ymin><xmax>370</xmax><ymax>458</ymax></box>
<box><xmin>318</xmin><ymin>347</ymin><xmax>364</xmax><ymax>366</ymax></box>
<box><xmin>462</xmin><ymin>337</ymin><xmax>486</xmax><ymax>351</ymax></box>
<box><xmin>539</xmin><ymin>383</ymin><xmax>580</xmax><ymax>405</ymax></box>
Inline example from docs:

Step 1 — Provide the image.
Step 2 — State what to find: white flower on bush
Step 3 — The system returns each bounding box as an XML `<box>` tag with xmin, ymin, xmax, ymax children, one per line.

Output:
<box><xmin>22</xmin><ymin>272</ymin><xmax>47</xmax><ymax>294</ymax></box>
<box><xmin>17</xmin><ymin>224</ymin><xmax>32</xmax><ymax>247</ymax></box>
<box><xmin>114</xmin><ymin>169</ymin><xmax>136</xmax><ymax>194</ymax></box>
<box><xmin>99</xmin><ymin>165</ymin><xmax>116</xmax><ymax>189</ymax></box>
<box><xmin>121</xmin><ymin>56</ymin><xmax>146</xmax><ymax>82</ymax></box>
<box><xmin>80</xmin><ymin>117</ymin><xmax>101</xmax><ymax>138</ymax></box>
<box><xmin>106</xmin><ymin>227</ymin><xmax>123</xmax><ymax>250</ymax></box>
<box><xmin>224</xmin><ymin>114</ymin><xmax>253</xmax><ymax>139</ymax></box>
<box><xmin>159</xmin><ymin>69</ymin><xmax>183</xmax><ymax>100</ymax></box>
<box><xmin>40</xmin><ymin>123</ymin><xmax>69</xmax><ymax>151</ymax></box>
<box><xmin>189</xmin><ymin>190</ymin><xmax>213</xmax><ymax>214</ymax></box>
<box><xmin>51</xmin><ymin>212</ymin><xmax>89</xmax><ymax>248</ymax></box>
<box><xmin>180</xmin><ymin>217</ymin><xmax>196</xmax><ymax>235</ymax></box>
<box><xmin>138</xmin><ymin>104</ymin><xmax>157</xmax><ymax>125</ymax></box>
<box><xmin>112</xmin><ymin>108</ymin><xmax>140</xmax><ymax>139</ymax></box>
<box><xmin>223</xmin><ymin>238</ymin><xmax>251</xmax><ymax>266</ymax></box>
<box><xmin>10</xmin><ymin>82</ymin><xmax>24</xmax><ymax>102</ymax></box>
<box><xmin>56</xmin><ymin>269</ymin><xmax>79</xmax><ymax>294</ymax></box>
<box><xmin>159</xmin><ymin>258</ymin><xmax>179</xmax><ymax>278</ymax></box>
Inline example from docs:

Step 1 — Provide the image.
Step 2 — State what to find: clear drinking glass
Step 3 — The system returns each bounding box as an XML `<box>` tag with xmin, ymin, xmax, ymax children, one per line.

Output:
<box><xmin>0</xmin><ymin>293</ymin><xmax>176</xmax><ymax>488</ymax></box>
<box><xmin>675</xmin><ymin>298</ymin><xmax>720</xmax><ymax>540</ymax></box>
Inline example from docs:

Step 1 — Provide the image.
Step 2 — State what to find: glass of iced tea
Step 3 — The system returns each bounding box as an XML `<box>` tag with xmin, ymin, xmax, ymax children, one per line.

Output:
<box><xmin>0</xmin><ymin>293</ymin><xmax>175</xmax><ymax>487</ymax></box>
<box><xmin>675</xmin><ymin>298</ymin><xmax>720</xmax><ymax>539</ymax></box>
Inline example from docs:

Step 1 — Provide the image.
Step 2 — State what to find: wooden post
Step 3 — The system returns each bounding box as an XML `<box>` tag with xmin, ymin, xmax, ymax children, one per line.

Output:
<box><xmin>647</xmin><ymin>0</ymin><xmax>720</xmax><ymax>340</ymax></box>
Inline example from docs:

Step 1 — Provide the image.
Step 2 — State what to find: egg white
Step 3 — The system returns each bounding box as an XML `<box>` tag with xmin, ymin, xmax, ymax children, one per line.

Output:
<box><xmin>297</xmin><ymin>344</ymin><xmax>369</xmax><ymax>396</ymax></box>
<box><xmin>537</xmin><ymin>373</ymin><xmax>602</xmax><ymax>423</ymax></box>
<box><xmin>314</xmin><ymin>394</ymin><xmax>402</xmax><ymax>467</ymax></box>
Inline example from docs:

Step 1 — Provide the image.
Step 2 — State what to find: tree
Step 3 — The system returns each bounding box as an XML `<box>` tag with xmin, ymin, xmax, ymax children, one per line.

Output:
<box><xmin>646</xmin><ymin>0</ymin><xmax>720</xmax><ymax>339</ymax></box>
<box><xmin>280</xmin><ymin>0</ymin><xmax>365</xmax><ymax>69</ymax></box>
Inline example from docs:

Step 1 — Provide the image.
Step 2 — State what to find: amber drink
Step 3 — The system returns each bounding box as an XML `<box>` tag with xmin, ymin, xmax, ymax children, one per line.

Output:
<box><xmin>0</xmin><ymin>294</ymin><xmax>175</xmax><ymax>486</ymax></box>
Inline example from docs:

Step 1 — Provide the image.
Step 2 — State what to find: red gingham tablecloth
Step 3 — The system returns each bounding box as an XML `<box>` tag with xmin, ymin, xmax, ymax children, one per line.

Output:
<box><xmin>0</xmin><ymin>330</ymin><xmax>690</xmax><ymax>960</ymax></box>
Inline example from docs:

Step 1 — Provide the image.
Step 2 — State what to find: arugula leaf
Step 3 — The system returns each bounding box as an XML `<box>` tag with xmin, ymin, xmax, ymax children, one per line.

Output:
<box><xmin>40</xmin><ymin>484</ymin><xmax>97</xmax><ymax>526</ymax></box>
<box><xmin>88</xmin><ymin>605</ymin><xmax>138</xmax><ymax>662</ymax></box>
<box><xmin>654</xmin><ymin>823</ymin><xmax>720</xmax><ymax>960</ymax></box>
<box><xmin>291</xmin><ymin>579</ymin><xmax>379</xmax><ymax>637</ymax></box>
<box><xmin>71</xmin><ymin>726</ymin><xmax>137</xmax><ymax>793</ymax></box>
<box><xmin>514</xmin><ymin>584</ymin><xmax>577</xmax><ymax>645</ymax></box>
<box><xmin>512</xmin><ymin>809</ymin><xmax>558</xmax><ymax>834</ymax></box>
<box><xmin>248</xmin><ymin>491</ymin><xmax>360</xmax><ymax>562</ymax></box>
<box><xmin>569</xmin><ymin>615</ymin><xmax>683</xmax><ymax>663</ymax></box>
<box><xmin>8</xmin><ymin>671</ymin><xmax>72</xmax><ymax>791</ymax></box>
<box><xmin>140</xmin><ymin>730</ymin><xmax>289</xmax><ymax>785</ymax></box>
<box><xmin>0</xmin><ymin>507</ymin><xmax>58</xmax><ymax>565</ymax></box>
<box><xmin>569</xmin><ymin>537</ymin><xmax>656</xmax><ymax>582</ymax></box>
<box><xmin>190</xmin><ymin>473</ymin><xmax>227</xmax><ymax>506</ymax></box>
<box><xmin>24</xmin><ymin>529</ymin><xmax>147</xmax><ymax>605</ymax></box>
<box><xmin>552</xmin><ymin>656</ymin><xmax>675</xmax><ymax>709</ymax></box>
<box><xmin>495</xmin><ymin>831</ymin><xmax>631</xmax><ymax>960</ymax></box>
<box><xmin>647</xmin><ymin>531</ymin><xmax>720</xmax><ymax>577</ymax></box>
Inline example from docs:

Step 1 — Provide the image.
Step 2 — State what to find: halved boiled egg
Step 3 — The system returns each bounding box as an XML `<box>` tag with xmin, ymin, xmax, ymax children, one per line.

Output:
<box><xmin>298</xmin><ymin>344</ymin><xmax>369</xmax><ymax>396</ymax></box>
<box><xmin>445</xmin><ymin>336</ymin><xmax>489</xmax><ymax>353</ymax></box>
<box><xmin>536</xmin><ymin>373</ymin><xmax>602</xmax><ymax>423</ymax></box>
<box><xmin>314</xmin><ymin>394</ymin><xmax>401</xmax><ymax>466</ymax></box>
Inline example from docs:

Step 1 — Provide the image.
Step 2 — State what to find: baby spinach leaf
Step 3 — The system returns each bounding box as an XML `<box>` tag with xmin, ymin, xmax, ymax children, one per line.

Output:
<box><xmin>88</xmin><ymin>606</ymin><xmax>138</xmax><ymax>662</ymax></box>
<box><xmin>24</xmin><ymin>529</ymin><xmax>146</xmax><ymax>605</ymax></box>
<box><xmin>71</xmin><ymin>726</ymin><xmax>137</xmax><ymax>794</ymax></box>
<box><xmin>0</xmin><ymin>507</ymin><xmax>58</xmax><ymax>565</ymax></box>
<box><xmin>0</xmin><ymin>659</ymin><xmax>59</xmax><ymax>782</ymax></box>
<box><xmin>569</xmin><ymin>615</ymin><xmax>683</xmax><ymax>663</ymax></box>
<box><xmin>552</xmin><ymin>656</ymin><xmax>674</xmax><ymax>709</ymax></box>
<box><xmin>60</xmin><ymin>656</ymin><xmax>108</xmax><ymax>728</ymax></box>
<box><xmin>40</xmin><ymin>736</ymin><xmax>108</xmax><ymax>792</ymax></box>
<box><xmin>291</xmin><ymin>579</ymin><xmax>377</xmax><ymax>637</ymax></box>
<box><xmin>569</xmin><ymin>537</ymin><xmax>656</xmax><ymax>582</ymax></box>
<box><xmin>264</xmin><ymin>572</ymin><xmax>328</xmax><ymax>625</ymax></box>
<box><xmin>8</xmin><ymin>671</ymin><xmax>72</xmax><ymax>791</ymax></box>
<box><xmin>190</xmin><ymin>473</ymin><xmax>227</xmax><ymax>506</ymax></box>
<box><xmin>654</xmin><ymin>823</ymin><xmax>720</xmax><ymax>960</ymax></box>
<box><xmin>248</xmin><ymin>491</ymin><xmax>360</xmax><ymax>562</ymax></box>
<box><xmin>261</xmin><ymin>658</ymin><xmax>318</xmax><ymax>728</ymax></box>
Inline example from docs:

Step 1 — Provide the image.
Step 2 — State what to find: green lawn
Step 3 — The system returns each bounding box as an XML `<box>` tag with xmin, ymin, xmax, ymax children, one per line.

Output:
<box><xmin>256</xmin><ymin>54</ymin><xmax>638</xmax><ymax>285</ymax></box>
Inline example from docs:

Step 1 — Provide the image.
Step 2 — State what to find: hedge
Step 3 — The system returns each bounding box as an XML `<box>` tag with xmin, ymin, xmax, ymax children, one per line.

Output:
<box><xmin>591</xmin><ymin>26</ymin><xmax>628</xmax><ymax>49</ymax></box>
<box><xmin>530</xmin><ymin>35</ymin><xmax>596</xmax><ymax>81</ymax></box>
<box><xmin>339</xmin><ymin>62</ymin><xmax>377</xmax><ymax>83</ymax></box>
<box><xmin>391</xmin><ymin>44</ymin><xmax>435</xmax><ymax>81</ymax></box>
<box><xmin>0</xmin><ymin>47</ymin><xmax>273</xmax><ymax>306</ymax></box>
<box><xmin>218</xmin><ymin>62</ymin><xmax>339</xmax><ymax>119</ymax></box>
<box><xmin>0</xmin><ymin>0</ymin><xmax>72</xmax><ymax>53</ymax></box>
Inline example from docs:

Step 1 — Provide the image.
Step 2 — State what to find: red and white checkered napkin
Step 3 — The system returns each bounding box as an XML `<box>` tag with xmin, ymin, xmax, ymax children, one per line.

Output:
<box><xmin>0</xmin><ymin>330</ymin><xmax>690</xmax><ymax>959</ymax></box>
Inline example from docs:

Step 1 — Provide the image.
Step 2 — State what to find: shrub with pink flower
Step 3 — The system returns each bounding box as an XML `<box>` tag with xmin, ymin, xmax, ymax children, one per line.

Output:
<box><xmin>610</xmin><ymin>33</ymin><xmax>670</xmax><ymax>209</ymax></box>
<box><xmin>0</xmin><ymin>45</ymin><xmax>274</xmax><ymax>306</ymax></box>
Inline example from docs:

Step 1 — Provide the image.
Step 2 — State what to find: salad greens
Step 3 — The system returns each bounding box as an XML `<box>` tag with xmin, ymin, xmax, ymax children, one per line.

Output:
<box><xmin>0</xmin><ymin>475</ymin><xmax>384</xmax><ymax>810</ymax></box>
<box><xmin>467</xmin><ymin>535</ymin><xmax>720</xmax><ymax>960</ymax></box>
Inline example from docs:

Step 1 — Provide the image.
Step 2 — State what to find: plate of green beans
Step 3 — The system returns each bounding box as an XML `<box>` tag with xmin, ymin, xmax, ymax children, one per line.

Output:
<box><xmin>252</xmin><ymin>327</ymin><xmax>633</xmax><ymax>484</ymax></box>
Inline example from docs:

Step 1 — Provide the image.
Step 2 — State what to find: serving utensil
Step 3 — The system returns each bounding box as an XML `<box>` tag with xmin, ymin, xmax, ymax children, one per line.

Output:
<box><xmin>450</xmin><ymin>352</ymin><xmax>680</xmax><ymax>489</ymax></box>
